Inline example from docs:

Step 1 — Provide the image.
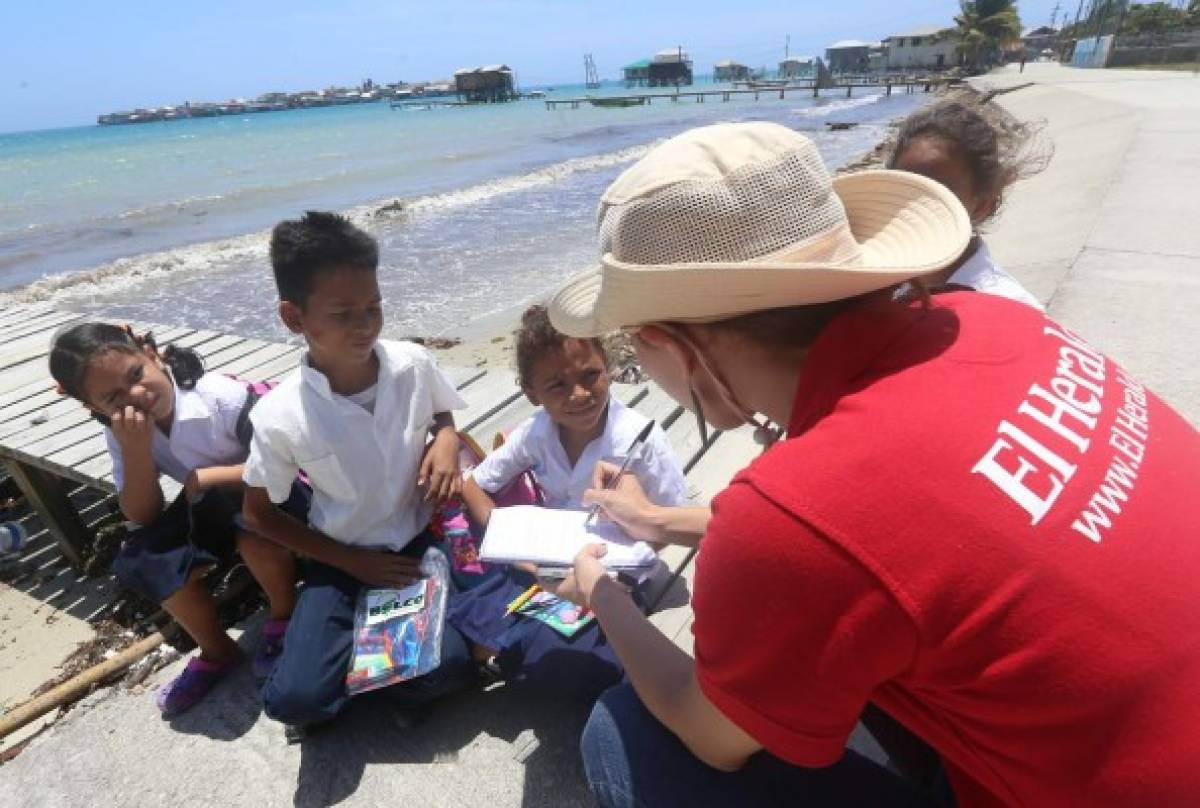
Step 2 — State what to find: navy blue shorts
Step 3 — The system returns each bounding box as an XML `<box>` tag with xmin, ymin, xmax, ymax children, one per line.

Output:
<box><xmin>112</xmin><ymin>482</ymin><xmax>309</xmax><ymax>604</ymax></box>
<box><xmin>447</xmin><ymin>566</ymin><xmax>637</xmax><ymax>701</ymax></box>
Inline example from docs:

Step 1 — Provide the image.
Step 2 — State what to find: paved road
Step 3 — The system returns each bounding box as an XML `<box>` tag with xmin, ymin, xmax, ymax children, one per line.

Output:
<box><xmin>975</xmin><ymin>62</ymin><xmax>1200</xmax><ymax>425</ymax></box>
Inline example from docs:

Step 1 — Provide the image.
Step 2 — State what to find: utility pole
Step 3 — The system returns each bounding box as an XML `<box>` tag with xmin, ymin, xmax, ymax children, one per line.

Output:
<box><xmin>785</xmin><ymin>34</ymin><xmax>790</xmax><ymax>60</ymax></box>
<box><xmin>1050</xmin><ymin>0</ymin><xmax>1062</xmax><ymax>27</ymax></box>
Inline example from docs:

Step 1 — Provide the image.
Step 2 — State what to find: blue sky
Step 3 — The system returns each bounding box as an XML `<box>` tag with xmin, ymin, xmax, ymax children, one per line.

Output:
<box><xmin>2</xmin><ymin>0</ymin><xmax>1059</xmax><ymax>133</ymax></box>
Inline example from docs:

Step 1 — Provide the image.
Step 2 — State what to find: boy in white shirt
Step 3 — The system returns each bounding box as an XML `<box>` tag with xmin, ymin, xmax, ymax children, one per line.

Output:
<box><xmin>242</xmin><ymin>211</ymin><xmax>476</xmax><ymax>729</ymax></box>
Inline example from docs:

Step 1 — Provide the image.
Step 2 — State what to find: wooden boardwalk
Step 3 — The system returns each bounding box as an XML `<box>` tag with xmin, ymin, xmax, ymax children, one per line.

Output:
<box><xmin>0</xmin><ymin>305</ymin><xmax>757</xmax><ymax>643</ymax></box>
<box><xmin>545</xmin><ymin>77</ymin><xmax>955</xmax><ymax>109</ymax></box>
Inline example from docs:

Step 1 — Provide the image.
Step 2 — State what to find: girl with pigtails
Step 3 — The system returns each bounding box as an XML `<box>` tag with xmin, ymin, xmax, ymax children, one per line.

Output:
<box><xmin>49</xmin><ymin>323</ymin><xmax>307</xmax><ymax>717</ymax></box>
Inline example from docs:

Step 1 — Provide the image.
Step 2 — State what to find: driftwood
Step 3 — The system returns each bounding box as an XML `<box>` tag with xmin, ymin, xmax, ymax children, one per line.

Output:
<box><xmin>0</xmin><ymin>575</ymin><xmax>253</xmax><ymax>741</ymax></box>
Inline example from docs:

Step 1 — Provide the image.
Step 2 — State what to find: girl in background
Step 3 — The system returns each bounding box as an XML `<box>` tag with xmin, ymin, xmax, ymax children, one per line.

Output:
<box><xmin>889</xmin><ymin>94</ymin><xmax>1050</xmax><ymax>309</ymax></box>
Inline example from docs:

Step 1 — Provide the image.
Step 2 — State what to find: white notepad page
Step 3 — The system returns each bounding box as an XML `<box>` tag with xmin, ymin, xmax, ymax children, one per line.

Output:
<box><xmin>480</xmin><ymin>506</ymin><xmax>657</xmax><ymax>569</ymax></box>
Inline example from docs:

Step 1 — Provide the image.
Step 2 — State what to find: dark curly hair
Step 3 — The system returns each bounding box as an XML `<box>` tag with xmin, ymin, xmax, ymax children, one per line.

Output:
<box><xmin>515</xmin><ymin>304</ymin><xmax>608</xmax><ymax>387</ymax></box>
<box><xmin>887</xmin><ymin>93</ymin><xmax>1050</xmax><ymax>222</ymax></box>
<box><xmin>269</xmin><ymin>211</ymin><xmax>379</xmax><ymax>306</ymax></box>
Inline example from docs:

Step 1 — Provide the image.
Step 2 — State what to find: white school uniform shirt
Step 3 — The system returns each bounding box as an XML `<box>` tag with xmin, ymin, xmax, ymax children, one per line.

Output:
<box><xmin>472</xmin><ymin>396</ymin><xmax>688</xmax><ymax>510</ymax></box>
<box><xmin>105</xmin><ymin>373</ymin><xmax>249</xmax><ymax>490</ymax></box>
<box><xmin>243</xmin><ymin>340</ymin><xmax>466</xmax><ymax>551</ymax></box>
<box><xmin>947</xmin><ymin>241</ymin><xmax>1044</xmax><ymax>311</ymax></box>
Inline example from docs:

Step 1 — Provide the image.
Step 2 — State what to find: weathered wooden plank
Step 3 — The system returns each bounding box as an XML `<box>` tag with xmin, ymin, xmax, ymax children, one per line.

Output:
<box><xmin>1</xmin><ymin>403</ymin><xmax>96</xmax><ymax>448</ymax></box>
<box><xmin>682</xmin><ymin>424</ymin><xmax>759</xmax><ymax>503</ymax></box>
<box><xmin>0</xmin><ymin>316</ymin><xmax>85</xmax><ymax>370</ymax></box>
<box><xmin>0</xmin><ymin>306</ymin><xmax>78</xmax><ymax>336</ymax></box>
<box><xmin>0</xmin><ymin>310</ymin><xmax>80</xmax><ymax>342</ymax></box>
<box><xmin>211</xmin><ymin>342</ymin><xmax>297</xmax><ymax>378</ymax></box>
<box><xmin>203</xmin><ymin>338</ymin><xmax>270</xmax><ymax>371</ymax></box>
<box><xmin>457</xmin><ymin>370</ymin><xmax>524</xmax><ymax>433</ymax></box>
<box><xmin>3</xmin><ymin>459</ymin><xmax>89</xmax><ymax>568</ymax></box>
<box><xmin>55</xmin><ymin>447</ymin><xmax>116</xmax><ymax>492</ymax></box>
<box><xmin>0</xmin><ymin>388</ymin><xmax>64</xmax><ymax>429</ymax></box>
<box><xmin>0</xmin><ymin>303</ymin><xmax>54</xmax><ymax>327</ymax></box>
<box><xmin>445</xmin><ymin>366</ymin><xmax>488</xmax><ymax>390</ymax></box>
<box><xmin>8</xmin><ymin>414</ymin><xmax>102</xmax><ymax>458</ymax></box>
<box><xmin>465</xmin><ymin>396</ymin><xmax>536</xmax><ymax>446</ymax></box>
<box><xmin>0</xmin><ymin>377</ymin><xmax>56</xmax><ymax>411</ymax></box>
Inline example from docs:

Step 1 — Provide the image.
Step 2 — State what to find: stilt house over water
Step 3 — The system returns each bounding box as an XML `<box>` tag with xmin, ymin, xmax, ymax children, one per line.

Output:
<box><xmin>454</xmin><ymin>65</ymin><xmax>518</xmax><ymax>103</ymax></box>
<box><xmin>622</xmin><ymin>59</ymin><xmax>652</xmax><ymax>87</ymax></box>
<box><xmin>649</xmin><ymin>48</ymin><xmax>694</xmax><ymax>87</ymax></box>
<box><xmin>778</xmin><ymin>56</ymin><xmax>816</xmax><ymax>79</ymax></box>
<box><xmin>713</xmin><ymin>59</ymin><xmax>751</xmax><ymax>82</ymax></box>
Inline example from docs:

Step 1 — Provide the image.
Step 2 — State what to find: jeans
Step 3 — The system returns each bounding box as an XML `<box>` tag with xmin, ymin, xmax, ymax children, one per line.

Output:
<box><xmin>581</xmin><ymin>683</ymin><xmax>933</xmax><ymax>808</ymax></box>
<box><xmin>261</xmin><ymin>534</ymin><xmax>476</xmax><ymax>726</ymax></box>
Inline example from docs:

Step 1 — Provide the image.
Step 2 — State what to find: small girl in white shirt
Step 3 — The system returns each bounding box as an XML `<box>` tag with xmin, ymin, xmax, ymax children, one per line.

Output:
<box><xmin>448</xmin><ymin>305</ymin><xmax>686</xmax><ymax>698</ymax></box>
<box><xmin>49</xmin><ymin>323</ymin><xmax>305</xmax><ymax>717</ymax></box>
<box><xmin>889</xmin><ymin>94</ymin><xmax>1049</xmax><ymax>310</ymax></box>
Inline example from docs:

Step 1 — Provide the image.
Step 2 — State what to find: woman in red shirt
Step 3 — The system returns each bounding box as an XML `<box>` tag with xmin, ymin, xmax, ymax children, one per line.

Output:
<box><xmin>544</xmin><ymin>122</ymin><xmax>1200</xmax><ymax>807</ymax></box>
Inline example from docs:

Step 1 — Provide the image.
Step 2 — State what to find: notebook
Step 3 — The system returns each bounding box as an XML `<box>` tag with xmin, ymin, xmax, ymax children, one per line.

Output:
<box><xmin>480</xmin><ymin>506</ymin><xmax>656</xmax><ymax>570</ymax></box>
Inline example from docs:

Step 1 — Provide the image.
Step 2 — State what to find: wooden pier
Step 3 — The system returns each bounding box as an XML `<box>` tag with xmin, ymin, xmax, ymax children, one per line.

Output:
<box><xmin>545</xmin><ymin>77</ymin><xmax>954</xmax><ymax>110</ymax></box>
<box><xmin>0</xmin><ymin>304</ymin><xmax>755</xmax><ymax>620</ymax></box>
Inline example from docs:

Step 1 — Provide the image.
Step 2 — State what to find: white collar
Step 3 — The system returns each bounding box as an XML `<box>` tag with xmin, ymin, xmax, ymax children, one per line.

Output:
<box><xmin>169</xmin><ymin>370</ymin><xmax>213</xmax><ymax>424</ymax></box>
<box><xmin>947</xmin><ymin>240</ymin><xmax>995</xmax><ymax>289</ymax></box>
<box><xmin>300</xmin><ymin>342</ymin><xmax>386</xmax><ymax>402</ymax></box>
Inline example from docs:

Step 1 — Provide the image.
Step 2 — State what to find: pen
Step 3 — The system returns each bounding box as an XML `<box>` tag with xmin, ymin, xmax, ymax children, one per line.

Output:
<box><xmin>585</xmin><ymin>420</ymin><xmax>655</xmax><ymax>526</ymax></box>
<box><xmin>504</xmin><ymin>584</ymin><xmax>541</xmax><ymax>616</ymax></box>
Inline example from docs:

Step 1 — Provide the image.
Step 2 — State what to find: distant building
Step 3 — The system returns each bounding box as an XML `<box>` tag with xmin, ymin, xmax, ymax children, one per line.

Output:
<box><xmin>825</xmin><ymin>39</ymin><xmax>876</xmax><ymax>73</ymax></box>
<box><xmin>1022</xmin><ymin>26</ymin><xmax>1060</xmax><ymax>59</ymax></box>
<box><xmin>453</xmin><ymin>65</ymin><xmax>517</xmax><ymax>103</ymax></box>
<box><xmin>622</xmin><ymin>59</ymin><xmax>652</xmax><ymax>87</ymax></box>
<box><xmin>649</xmin><ymin>49</ymin><xmax>693</xmax><ymax>87</ymax></box>
<box><xmin>882</xmin><ymin>26</ymin><xmax>960</xmax><ymax>70</ymax></box>
<box><xmin>713</xmin><ymin>59</ymin><xmax>751</xmax><ymax>82</ymax></box>
<box><xmin>778</xmin><ymin>56</ymin><xmax>816</xmax><ymax>79</ymax></box>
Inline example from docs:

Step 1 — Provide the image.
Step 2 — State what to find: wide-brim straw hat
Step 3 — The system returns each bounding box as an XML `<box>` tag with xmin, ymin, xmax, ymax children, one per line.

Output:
<box><xmin>549</xmin><ymin>121</ymin><xmax>971</xmax><ymax>337</ymax></box>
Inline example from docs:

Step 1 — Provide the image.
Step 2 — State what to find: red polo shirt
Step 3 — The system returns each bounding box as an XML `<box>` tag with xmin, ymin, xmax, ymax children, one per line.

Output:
<box><xmin>693</xmin><ymin>292</ymin><xmax>1200</xmax><ymax>806</ymax></box>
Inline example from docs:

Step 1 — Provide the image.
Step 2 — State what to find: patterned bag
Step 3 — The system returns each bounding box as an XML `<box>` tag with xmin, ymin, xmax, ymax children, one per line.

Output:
<box><xmin>432</xmin><ymin>432</ymin><xmax>543</xmax><ymax>584</ymax></box>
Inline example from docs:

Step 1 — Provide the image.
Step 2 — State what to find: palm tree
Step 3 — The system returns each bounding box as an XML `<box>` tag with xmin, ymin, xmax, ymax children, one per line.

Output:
<box><xmin>955</xmin><ymin>0</ymin><xmax>1024</xmax><ymax>71</ymax></box>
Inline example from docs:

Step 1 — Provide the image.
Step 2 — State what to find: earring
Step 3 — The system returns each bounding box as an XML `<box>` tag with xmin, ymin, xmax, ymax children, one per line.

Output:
<box><xmin>753</xmin><ymin>423</ymin><xmax>781</xmax><ymax>447</ymax></box>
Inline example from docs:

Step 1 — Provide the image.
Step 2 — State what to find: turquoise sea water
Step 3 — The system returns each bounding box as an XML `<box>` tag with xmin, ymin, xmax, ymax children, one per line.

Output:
<box><xmin>0</xmin><ymin>83</ymin><xmax>928</xmax><ymax>339</ymax></box>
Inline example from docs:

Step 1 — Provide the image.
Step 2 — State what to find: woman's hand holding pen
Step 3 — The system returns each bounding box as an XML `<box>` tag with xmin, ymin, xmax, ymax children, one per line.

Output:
<box><xmin>583</xmin><ymin>461</ymin><xmax>664</xmax><ymax>542</ymax></box>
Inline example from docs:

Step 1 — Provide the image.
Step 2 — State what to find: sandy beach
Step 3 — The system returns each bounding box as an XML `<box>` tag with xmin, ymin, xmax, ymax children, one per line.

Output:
<box><xmin>1</xmin><ymin>61</ymin><xmax>1197</xmax><ymax>805</ymax></box>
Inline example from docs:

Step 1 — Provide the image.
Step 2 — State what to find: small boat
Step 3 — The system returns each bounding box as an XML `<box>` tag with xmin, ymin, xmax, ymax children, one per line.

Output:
<box><xmin>588</xmin><ymin>96</ymin><xmax>646</xmax><ymax>108</ymax></box>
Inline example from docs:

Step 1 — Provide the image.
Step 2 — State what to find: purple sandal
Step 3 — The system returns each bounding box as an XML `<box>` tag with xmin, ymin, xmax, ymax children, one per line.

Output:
<box><xmin>156</xmin><ymin>655</ymin><xmax>238</xmax><ymax>717</ymax></box>
<box><xmin>253</xmin><ymin>618</ymin><xmax>289</xmax><ymax>680</ymax></box>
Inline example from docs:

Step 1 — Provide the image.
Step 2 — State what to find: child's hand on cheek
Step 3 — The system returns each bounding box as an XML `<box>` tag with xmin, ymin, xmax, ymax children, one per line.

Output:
<box><xmin>418</xmin><ymin>428</ymin><xmax>461</xmax><ymax>504</ymax></box>
<box><xmin>111</xmin><ymin>405</ymin><xmax>154</xmax><ymax>457</ymax></box>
